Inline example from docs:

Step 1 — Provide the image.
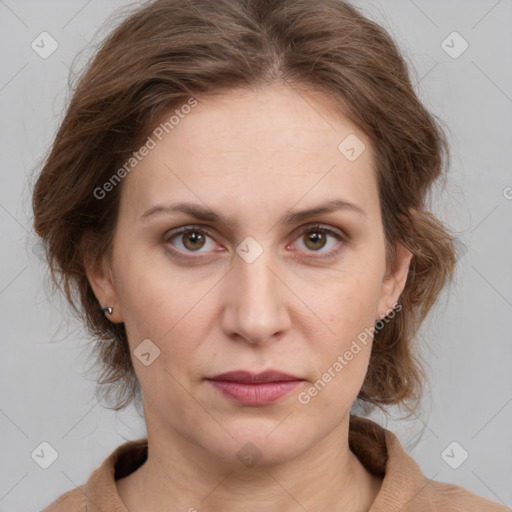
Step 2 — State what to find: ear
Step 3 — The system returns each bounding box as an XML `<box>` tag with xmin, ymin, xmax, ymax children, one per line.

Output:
<box><xmin>376</xmin><ymin>241</ymin><xmax>413</xmax><ymax>321</ymax></box>
<box><xmin>84</xmin><ymin>251</ymin><xmax>124</xmax><ymax>323</ymax></box>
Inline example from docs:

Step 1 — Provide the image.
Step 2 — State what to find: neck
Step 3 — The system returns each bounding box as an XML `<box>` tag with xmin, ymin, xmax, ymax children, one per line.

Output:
<box><xmin>117</xmin><ymin>412</ymin><xmax>382</xmax><ymax>512</ymax></box>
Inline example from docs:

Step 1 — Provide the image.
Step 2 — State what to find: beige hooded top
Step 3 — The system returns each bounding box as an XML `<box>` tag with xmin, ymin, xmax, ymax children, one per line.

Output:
<box><xmin>41</xmin><ymin>416</ymin><xmax>510</xmax><ymax>511</ymax></box>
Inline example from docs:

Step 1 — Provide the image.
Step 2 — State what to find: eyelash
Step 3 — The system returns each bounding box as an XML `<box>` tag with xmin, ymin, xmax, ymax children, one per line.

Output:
<box><xmin>164</xmin><ymin>224</ymin><xmax>346</xmax><ymax>261</ymax></box>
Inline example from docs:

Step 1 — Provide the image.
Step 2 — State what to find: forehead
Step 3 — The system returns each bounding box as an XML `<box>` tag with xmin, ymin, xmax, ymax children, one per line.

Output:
<box><xmin>119</xmin><ymin>85</ymin><xmax>378</xmax><ymax>223</ymax></box>
<box><xmin>153</xmin><ymin>85</ymin><xmax>366</xmax><ymax>160</ymax></box>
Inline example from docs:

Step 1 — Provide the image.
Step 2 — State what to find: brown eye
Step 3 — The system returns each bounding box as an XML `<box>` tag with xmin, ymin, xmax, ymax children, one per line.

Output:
<box><xmin>292</xmin><ymin>225</ymin><xmax>345</xmax><ymax>257</ymax></box>
<box><xmin>182</xmin><ymin>231</ymin><xmax>206</xmax><ymax>251</ymax></box>
<box><xmin>303</xmin><ymin>230</ymin><xmax>328</xmax><ymax>251</ymax></box>
<box><xmin>166</xmin><ymin>227</ymin><xmax>216</xmax><ymax>253</ymax></box>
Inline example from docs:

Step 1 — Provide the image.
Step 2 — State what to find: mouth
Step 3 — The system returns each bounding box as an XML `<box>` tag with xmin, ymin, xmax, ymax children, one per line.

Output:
<box><xmin>205</xmin><ymin>370</ymin><xmax>304</xmax><ymax>405</ymax></box>
<box><xmin>207</xmin><ymin>370</ymin><xmax>302</xmax><ymax>383</ymax></box>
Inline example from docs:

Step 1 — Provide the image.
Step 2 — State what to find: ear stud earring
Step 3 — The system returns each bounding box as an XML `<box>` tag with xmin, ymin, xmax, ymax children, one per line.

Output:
<box><xmin>101</xmin><ymin>305</ymin><xmax>113</xmax><ymax>315</ymax></box>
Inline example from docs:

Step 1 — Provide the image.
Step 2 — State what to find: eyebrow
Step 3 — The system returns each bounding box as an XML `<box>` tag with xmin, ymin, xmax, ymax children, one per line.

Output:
<box><xmin>139</xmin><ymin>198</ymin><xmax>366</xmax><ymax>227</ymax></box>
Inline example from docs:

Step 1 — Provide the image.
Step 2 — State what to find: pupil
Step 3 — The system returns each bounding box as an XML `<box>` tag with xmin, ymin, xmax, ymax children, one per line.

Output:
<box><xmin>185</xmin><ymin>232</ymin><xmax>204</xmax><ymax>250</ymax></box>
<box><xmin>307</xmin><ymin>231</ymin><xmax>325</xmax><ymax>250</ymax></box>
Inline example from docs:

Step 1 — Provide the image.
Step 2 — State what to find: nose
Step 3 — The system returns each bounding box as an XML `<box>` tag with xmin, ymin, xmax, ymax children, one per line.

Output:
<box><xmin>220</xmin><ymin>244</ymin><xmax>291</xmax><ymax>345</ymax></box>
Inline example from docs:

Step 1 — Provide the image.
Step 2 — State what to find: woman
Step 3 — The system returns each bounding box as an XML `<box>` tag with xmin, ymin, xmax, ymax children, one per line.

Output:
<box><xmin>34</xmin><ymin>0</ymin><xmax>508</xmax><ymax>510</ymax></box>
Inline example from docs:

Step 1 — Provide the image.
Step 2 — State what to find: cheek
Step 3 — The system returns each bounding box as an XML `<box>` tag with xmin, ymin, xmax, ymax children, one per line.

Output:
<box><xmin>114</xmin><ymin>249</ymin><xmax>217</xmax><ymax>358</ymax></box>
<box><xmin>323</xmin><ymin>265</ymin><xmax>382</xmax><ymax>335</ymax></box>
<box><xmin>308</xmin><ymin>265</ymin><xmax>382</xmax><ymax>385</ymax></box>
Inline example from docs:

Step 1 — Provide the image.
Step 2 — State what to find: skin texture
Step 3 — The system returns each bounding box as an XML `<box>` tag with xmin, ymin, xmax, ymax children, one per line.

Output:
<box><xmin>86</xmin><ymin>84</ymin><xmax>412</xmax><ymax>512</ymax></box>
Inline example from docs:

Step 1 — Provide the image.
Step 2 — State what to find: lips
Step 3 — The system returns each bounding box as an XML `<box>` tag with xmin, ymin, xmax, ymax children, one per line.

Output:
<box><xmin>205</xmin><ymin>370</ymin><xmax>304</xmax><ymax>405</ymax></box>
<box><xmin>206</xmin><ymin>370</ymin><xmax>302</xmax><ymax>383</ymax></box>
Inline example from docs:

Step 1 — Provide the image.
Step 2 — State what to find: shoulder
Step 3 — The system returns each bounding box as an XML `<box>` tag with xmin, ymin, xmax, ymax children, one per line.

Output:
<box><xmin>39</xmin><ymin>437</ymin><xmax>148</xmax><ymax>511</ymax></box>
<box><xmin>40</xmin><ymin>485</ymin><xmax>86</xmax><ymax>512</ymax></box>
<box><xmin>417</xmin><ymin>480</ymin><xmax>511</xmax><ymax>511</ymax></box>
<box><xmin>348</xmin><ymin>416</ymin><xmax>510</xmax><ymax>512</ymax></box>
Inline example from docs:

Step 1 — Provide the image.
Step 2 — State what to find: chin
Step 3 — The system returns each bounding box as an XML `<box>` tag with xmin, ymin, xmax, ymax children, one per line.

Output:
<box><xmin>203</xmin><ymin>422</ymin><xmax>313</xmax><ymax>468</ymax></box>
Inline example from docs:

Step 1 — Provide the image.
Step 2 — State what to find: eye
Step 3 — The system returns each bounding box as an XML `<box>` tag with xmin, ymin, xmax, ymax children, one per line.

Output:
<box><xmin>290</xmin><ymin>224</ymin><xmax>345</xmax><ymax>257</ymax></box>
<box><xmin>164</xmin><ymin>224</ymin><xmax>345</xmax><ymax>259</ymax></box>
<box><xmin>165</xmin><ymin>226</ymin><xmax>217</xmax><ymax>254</ymax></box>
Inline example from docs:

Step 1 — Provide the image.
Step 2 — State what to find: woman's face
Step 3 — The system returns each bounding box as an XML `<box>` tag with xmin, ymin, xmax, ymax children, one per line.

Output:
<box><xmin>88</xmin><ymin>85</ymin><xmax>411</xmax><ymax>466</ymax></box>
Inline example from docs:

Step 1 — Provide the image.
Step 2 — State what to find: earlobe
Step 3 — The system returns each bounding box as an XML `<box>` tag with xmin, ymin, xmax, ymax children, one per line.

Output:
<box><xmin>377</xmin><ymin>243</ymin><xmax>413</xmax><ymax>320</ymax></box>
<box><xmin>84</xmin><ymin>252</ymin><xmax>124</xmax><ymax>323</ymax></box>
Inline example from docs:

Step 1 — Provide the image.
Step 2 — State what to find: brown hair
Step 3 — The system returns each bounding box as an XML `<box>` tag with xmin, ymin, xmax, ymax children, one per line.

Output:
<box><xmin>32</xmin><ymin>0</ymin><xmax>457</xmax><ymax>416</ymax></box>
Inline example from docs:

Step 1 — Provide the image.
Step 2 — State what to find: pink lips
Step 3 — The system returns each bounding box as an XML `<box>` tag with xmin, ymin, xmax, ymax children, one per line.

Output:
<box><xmin>205</xmin><ymin>370</ymin><xmax>303</xmax><ymax>405</ymax></box>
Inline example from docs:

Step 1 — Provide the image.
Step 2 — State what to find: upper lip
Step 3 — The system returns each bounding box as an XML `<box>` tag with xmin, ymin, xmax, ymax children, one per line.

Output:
<box><xmin>206</xmin><ymin>370</ymin><xmax>302</xmax><ymax>383</ymax></box>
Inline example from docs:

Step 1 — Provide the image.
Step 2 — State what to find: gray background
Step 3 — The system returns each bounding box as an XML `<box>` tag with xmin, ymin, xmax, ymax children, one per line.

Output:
<box><xmin>1</xmin><ymin>0</ymin><xmax>511</xmax><ymax>510</ymax></box>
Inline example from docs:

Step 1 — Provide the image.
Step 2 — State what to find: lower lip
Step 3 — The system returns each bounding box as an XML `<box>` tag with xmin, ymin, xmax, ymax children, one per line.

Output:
<box><xmin>206</xmin><ymin>379</ymin><xmax>302</xmax><ymax>405</ymax></box>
